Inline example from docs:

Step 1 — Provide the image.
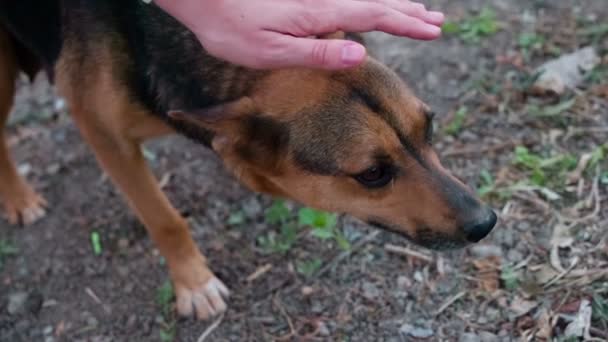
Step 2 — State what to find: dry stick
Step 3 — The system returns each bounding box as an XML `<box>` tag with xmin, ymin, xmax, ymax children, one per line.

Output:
<box><xmin>246</xmin><ymin>263</ymin><xmax>273</xmax><ymax>283</ymax></box>
<box><xmin>384</xmin><ymin>244</ymin><xmax>434</xmax><ymax>263</ymax></box>
<box><xmin>197</xmin><ymin>313</ymin><xmax>225</xmax><ymax>342</ymax></box>
<box><xmin>434</xmin><ymin>291</ymin><xmax>467</xmax><ymax>317</ymax></box>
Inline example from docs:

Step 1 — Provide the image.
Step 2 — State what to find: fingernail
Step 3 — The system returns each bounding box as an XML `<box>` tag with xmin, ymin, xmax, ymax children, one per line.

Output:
<box><xmin>428</xmin><ymin>11</ymin><xmax>445</xmax><ymax>23</ymax></box>
<box><xmin>341</xmin><ymin>43</ymin><xmax>366</xmax><ymax>66</ymax></box>
<box><xmin>424</xmin><ymin>24</ymin><xmax>442</xmax><ymax>36</ymax></box>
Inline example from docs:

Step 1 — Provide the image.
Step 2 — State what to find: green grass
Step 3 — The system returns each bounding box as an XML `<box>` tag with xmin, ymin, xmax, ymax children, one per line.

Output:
<box><xmin>296</xmin><ymin>258</ymin><xmax>322</xmax><ymax>277</ymax></box>
<box><xmin>444</xmin><ymin>106</ymin><xmax>468</xmax><ymax>136</ymax></box>
<box><xmin>156</xmin><ymin>280</ymin><xmax>176</xmax><ymax>342</ymax></box>
<box><xmin>0</xmin><ymin>239</ymin><xmax>18</xmax><ymax>270</ymax></box>
<box><xmin>526</xmin><ymin>98</ymin><xmax>576</xmax><ymax>118</ymax></box>
<box><xmin>257</xmin><ymin>200</ymin><xmax>351</xmax><ymax>254</ymax></box>
<box><xmin>513</xmin><ymin>146</ymin><xmax>578</xmax><ymax>187</ymax></box>
<box><xmin>442</xmin><ymin>8</ymin><xmax>500</xmax><ymax>43</ymax></box>
<box><xmin>500</xmin><ymin>265</ymin><xmax>520</xmax><ymax>291</ymax></box>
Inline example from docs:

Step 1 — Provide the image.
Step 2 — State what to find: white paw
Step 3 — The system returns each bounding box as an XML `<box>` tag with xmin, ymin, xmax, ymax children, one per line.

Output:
<box><xmin>176</xmin><ymin>277</ymin><xmax>230</xmax><ymax>320</ymax></box>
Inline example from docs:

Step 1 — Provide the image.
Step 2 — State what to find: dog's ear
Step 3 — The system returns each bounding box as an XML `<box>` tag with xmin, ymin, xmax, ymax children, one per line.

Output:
<box><xmin>167</xmin><ymin>97</ymin><xmax>255</xmax><ymax>128</ymax></box>
<box><xmin>168</xmin><ymin>97</ymin><xmax>289</xmax><ymax>171</ymax></box>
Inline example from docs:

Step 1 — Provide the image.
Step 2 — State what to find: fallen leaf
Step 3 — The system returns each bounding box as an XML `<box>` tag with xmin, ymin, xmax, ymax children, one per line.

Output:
<box><xmin>535</xmin><ymin>308</ymin><xmax>553</xmax><ymax>340</ymax></box>
<box><xmin>564</xmin><ymin>299</ymin><xmax>592</xmax><ymax>339</ymax></box>
<box><xmin>473</xmin><ymin>256</ymin><xmax>501</xmax><ymax>293</ymax></box>
<box><xmin>510</xmin><ymin>296</ymin><xmax>539</xmax><ymax>318</ymax></box>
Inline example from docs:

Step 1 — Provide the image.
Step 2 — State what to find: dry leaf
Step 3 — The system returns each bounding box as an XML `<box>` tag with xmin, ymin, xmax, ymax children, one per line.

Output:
<box><xmin>473</xmin><ymin>256</ymin><xmax>501</xmax><ymax>293</ymax></box>
<box><xmin>564</xmin><ymin>299</ymin><xmax>592</xmax><ymax>339</ymax></box>
<box><xmin>535</xmin><ymin>308</ymin><xmax>553</xmax><ymax>340</ymax></box>
<box><xmin>510</xmin><ymin>296</ymin><xmax>539</xmax><ymax>318</ymax></box>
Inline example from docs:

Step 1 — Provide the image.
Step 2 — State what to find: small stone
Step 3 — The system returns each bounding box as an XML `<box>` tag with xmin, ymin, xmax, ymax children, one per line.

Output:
<box><xmin>397</xmin><ymin>276</ymin><xmax>411</xmax><ymax>289</ymax></box>
<box><xmin>84</xmin><ymin>313</ymin><xmax>98</xmax><ymax>327</ymax></box>
<box><xmin>362</xmin><ymin>282</ymin><xmax>380</xmax><ymax>300</ymax></box>
<box><xmin>301</xmin><ymin>286</ymin><xmax>314</xmax><ymax>296</ymax></box>
<box><xmin>317</xmin><ymin>321</ymin><xmax>330</xmax><ymax>336</ymax></box>
<box><xmin>470</xmin><ymin>244</ymin><xmax>503</xmax><ymax>258</ymax></box>
<box><xmin>399</xmin><ymin>323</ymin><xmax>434</xmax><ymax>338</ymax></box>
<box><xmin>43</xmin><ymin>326</ymin><xmax>54</xmax><ymax>335</ymax></box>
<box><xmin>7</xmin><ymin>291</ymin><xmax>28</xmax><ymax>315</ymax></box>
<box><xmin>479</xmin><ymin>331</ymin><xmax>499</xmax><ymax>342</ymax></box>
<box><xmin>506</xmin><ymin>249</ymin><xmax>524</xmax><ymax>262</ymax></box>
<box><xmin>117</xmin><ymin>238</ymin><xmax>130</xmax><ymax>249</ymax></box>
<box><xmin>459</xmin><ymin>333</ymin><xmax>481</xmax><ymax>342</ymax></box>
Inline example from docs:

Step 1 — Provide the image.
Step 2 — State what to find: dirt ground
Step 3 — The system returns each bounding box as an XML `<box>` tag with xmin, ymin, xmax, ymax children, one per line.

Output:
<box><xmin>1</xmin><ymin>0</ymin><xmax>607</xmax><ymax>341</ymax></box>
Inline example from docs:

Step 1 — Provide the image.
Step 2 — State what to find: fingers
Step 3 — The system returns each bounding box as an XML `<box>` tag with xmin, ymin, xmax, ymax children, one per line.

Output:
<box><xmin>356</xmin><ymin>0</ymin><xmax>445</xmax><ymax>26</ymax></box>
<box><xmin>254</xmin><ymin>34</ymin><xmax>368</xmax><ymax>70</ymax></box>
<box><xmin>279</xmin><ymin>1</ymin><xmax>442</xmax><ymax>41</ymax></box>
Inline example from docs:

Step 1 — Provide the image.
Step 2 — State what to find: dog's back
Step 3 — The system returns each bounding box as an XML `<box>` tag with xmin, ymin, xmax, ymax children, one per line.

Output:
<box><xmin>0</xmin><ymin>0</ymin><xmax>62</xmax><ymax>79</ymax></box>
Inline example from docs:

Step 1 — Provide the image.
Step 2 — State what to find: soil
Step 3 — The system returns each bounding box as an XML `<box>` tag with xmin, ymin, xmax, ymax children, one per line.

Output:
<box><xmin>1</xmin><ymin>0</ymin><xmax>607</xmax><ymax>341</ymax></box>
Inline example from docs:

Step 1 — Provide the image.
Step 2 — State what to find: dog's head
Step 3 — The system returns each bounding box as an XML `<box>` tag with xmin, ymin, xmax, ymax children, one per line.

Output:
<box><xmin>169</xmin><ymin>47</ymin><xmax>496</xmax><ymax>250</ymax></box>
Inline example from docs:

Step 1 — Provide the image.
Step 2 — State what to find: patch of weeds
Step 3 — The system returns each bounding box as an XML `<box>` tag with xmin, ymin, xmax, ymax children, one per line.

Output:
<box><xmin>298</xmin><ymin>208</ymin><xmax>350</xmax><ymax>251</ymax></box>
<box><xmin>0</xmin><ymin>239</ymin><xmax>19</xmax><ymax>270</ymax></box>
<box><xmin>526</xmin><ymin>98</ymin><xmax>576</xmax><ymax>118</ymax></box>
<box><xmin>500</xmin><ymin>265</ymin><xmax>520</xmax><ymax>291</ymax></box>
<box><xmin>584</xmin><ymin>65</ymin><xmax>608</xmax><ymax>85</ymax></box>
<box><xmin>258</xmin><ymin>199</ymin><xmax>350</xmax><ymax>254</ymax></box>
<box><xmin>513</xmin><ymin>146</ymin><xmax>578</xmax><ymax>187</ymax></box>
<box><xmin>592</xmin><ymin>294</ymin><xmax>608</xmax><ymax>327</ymax></box>
<box><xmin>588</xmin><ymin>144</ymin><xmax>607</xmax><ymax>169</ymax></box>
<box><xmin>258</xmin><ymin>200</ymin><xmax>299</xmax><ymax>253</ymax></box>
<box><xmin>257</xmin><ymin>222</ymin><xmax>299</xmax><ymax>254</ymax></box>
<box><xmin>265</xmin><ymin>199</ymin><xmax>291</xmax><ymax>225</ymax></box>
<box><xmin>601</xmin><ymin>171</ymin><xmax>608</xmax><ymax>185</ymax></box>
<box><xmin>296</xmin><ymin>258</ymin><xmax>322</xmax><ymax>277</ymax></box>
<box><xmin>518</xmin><ymin>32</ymin><xmax>545</xmax><ymax>59</ymax></box>
<box><xmin>227</xmin><ymin>210</ymin><xmax>246</xmax><ymax>226</ymax></box>
<box><xmin>444</xmin><ymin>106</ymin><xmax>468</xmax><ymax>136</ymax></box>
<box><xmin>578</xmin><ymin>22</ymin><xmax>608</xmax><ymax>45</ymax></box>
<box><xmin>156</xmin><ymin>280</ymin><xmax>176</xmax><ymax>342</ymax></box>
<box><xmin>442</xmin><ymin>8</ymin><xmax>500</xmax><ymax>43</ymax></box>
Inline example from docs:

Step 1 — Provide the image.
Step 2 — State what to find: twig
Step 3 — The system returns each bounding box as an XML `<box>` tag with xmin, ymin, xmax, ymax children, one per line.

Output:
<box><xmin>246</xmin><ymin>263</ymin><xmax>273</xmax><ymax>283</ymax></box>
<box><xmin>197</xmin><ymin>313</ymin><xmax>225</xmax><ymax>342</ymax></box>
<box><xmin>434</xmin><ymin>291</ymin><xmax>467</xmax><ymax>316</ymax></box>
<box><xmin>384</xmin><ymin>244</ymin><xmax>434</xmax><ymax>263</ymax></box>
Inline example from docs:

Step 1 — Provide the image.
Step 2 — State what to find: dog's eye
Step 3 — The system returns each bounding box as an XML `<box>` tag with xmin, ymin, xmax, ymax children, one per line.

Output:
<box><xmin>354</xmin><ymin>165</ymin><xmax>394</xmax><ymax>188</ymax></box>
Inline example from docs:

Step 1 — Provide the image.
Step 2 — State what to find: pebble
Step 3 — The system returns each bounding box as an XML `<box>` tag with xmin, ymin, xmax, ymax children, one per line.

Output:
<box><xmin>7</xmin><ymin>291</ymin><xmax>29</xmax><ymax>315</ymax></box>
<box><xmin>479</xmin><ymin>331</ymin><xmax>499</xmax><ymax>342</ymax></box>
<box><xmin>399</xmin><ymin>323</ymin><xmax>434</xmax><ymax>338</ymax></box>
<box><xmin>459</xmin><ymin>333</ymin><xmax>481</xmax><ymax>342</ymax></box>
<box><xmin>470</xmin><ymin>244</ymin><xmax>503</xmax><ymax>258</ymax></box>
<box><xmin>506</xmin><ymin>249</ymin><xmax>524</xmax><ymax>263</ymax></box>
<box><xmin>362</xmin><ymin>282</ymin><xmax>381</xmax><ymax>300</ymax></box>
<box><xmin>43</xmin><ymin>325</ymin><xmax>54</xmax><ymax>335</ymax></box>
<box><xmin>397</xmin><ymin>276</ymin><xmax>412</xmax><ymax>289</ymax></box>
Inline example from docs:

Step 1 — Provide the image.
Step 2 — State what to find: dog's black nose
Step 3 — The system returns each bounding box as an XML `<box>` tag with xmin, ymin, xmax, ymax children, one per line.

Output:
<box><xmin>463</xmin><ymin>209</ymin><xmax>497</xmax><ymax>243</ymax></box>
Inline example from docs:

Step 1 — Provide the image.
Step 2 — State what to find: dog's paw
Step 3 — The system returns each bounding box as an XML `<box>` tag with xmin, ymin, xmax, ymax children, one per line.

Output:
<box><xmin>0</xmin><ymin>183</ymin><xmax>47</xmax><ymax>225</ymax></box>
<box><xmin>175</xmin><ymin>276</ymin><xmax>230</xmax><ymax>321</ymax></box>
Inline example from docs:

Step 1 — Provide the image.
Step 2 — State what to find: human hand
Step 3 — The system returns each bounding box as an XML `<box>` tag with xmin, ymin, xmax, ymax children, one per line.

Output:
<box><xmin>155</xmin><ymin>0</ymin><xmax>445</xmax><ymax>70</ymax></box>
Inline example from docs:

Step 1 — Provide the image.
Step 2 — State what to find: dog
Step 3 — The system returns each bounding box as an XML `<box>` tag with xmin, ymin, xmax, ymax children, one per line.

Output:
<box><xmin>0</xmin><ymin>0</ymin><xmax>497</xmax><ymax>320</ymax></box>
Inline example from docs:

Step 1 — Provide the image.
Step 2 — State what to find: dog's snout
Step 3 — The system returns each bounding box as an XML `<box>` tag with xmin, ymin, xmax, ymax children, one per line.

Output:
<box><xmin>463</xmin><ymin>208</ymin><xmax>497</xmax><ymax>243</ymax></box>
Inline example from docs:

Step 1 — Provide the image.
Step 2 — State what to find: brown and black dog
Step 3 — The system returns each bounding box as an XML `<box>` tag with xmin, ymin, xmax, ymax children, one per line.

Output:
<box><xmin>0</xmin><ymin>1</ymin><xmax>497</xmax><ymax>320</ymax></box>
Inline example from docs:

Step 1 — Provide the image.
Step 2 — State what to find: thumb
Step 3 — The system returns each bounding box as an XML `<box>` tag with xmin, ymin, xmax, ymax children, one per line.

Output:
<box><xmin>279</xmin><ymin>37</ymin><xmax>368</xmax><ymax>70</ymax></box>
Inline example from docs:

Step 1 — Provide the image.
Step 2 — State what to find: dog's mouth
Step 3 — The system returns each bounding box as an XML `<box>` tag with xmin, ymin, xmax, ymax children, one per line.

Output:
<box><xmin>367</xmin><ymin>219</ymin><xmax>468</xmax><ymax>251</ymax></box>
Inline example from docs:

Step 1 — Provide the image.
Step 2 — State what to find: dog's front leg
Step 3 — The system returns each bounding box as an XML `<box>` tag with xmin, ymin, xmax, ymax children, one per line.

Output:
<box><xmin>69</xmin><ymin>110</ymin><xmax>229</xmax><ymax>321</ymax></box>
